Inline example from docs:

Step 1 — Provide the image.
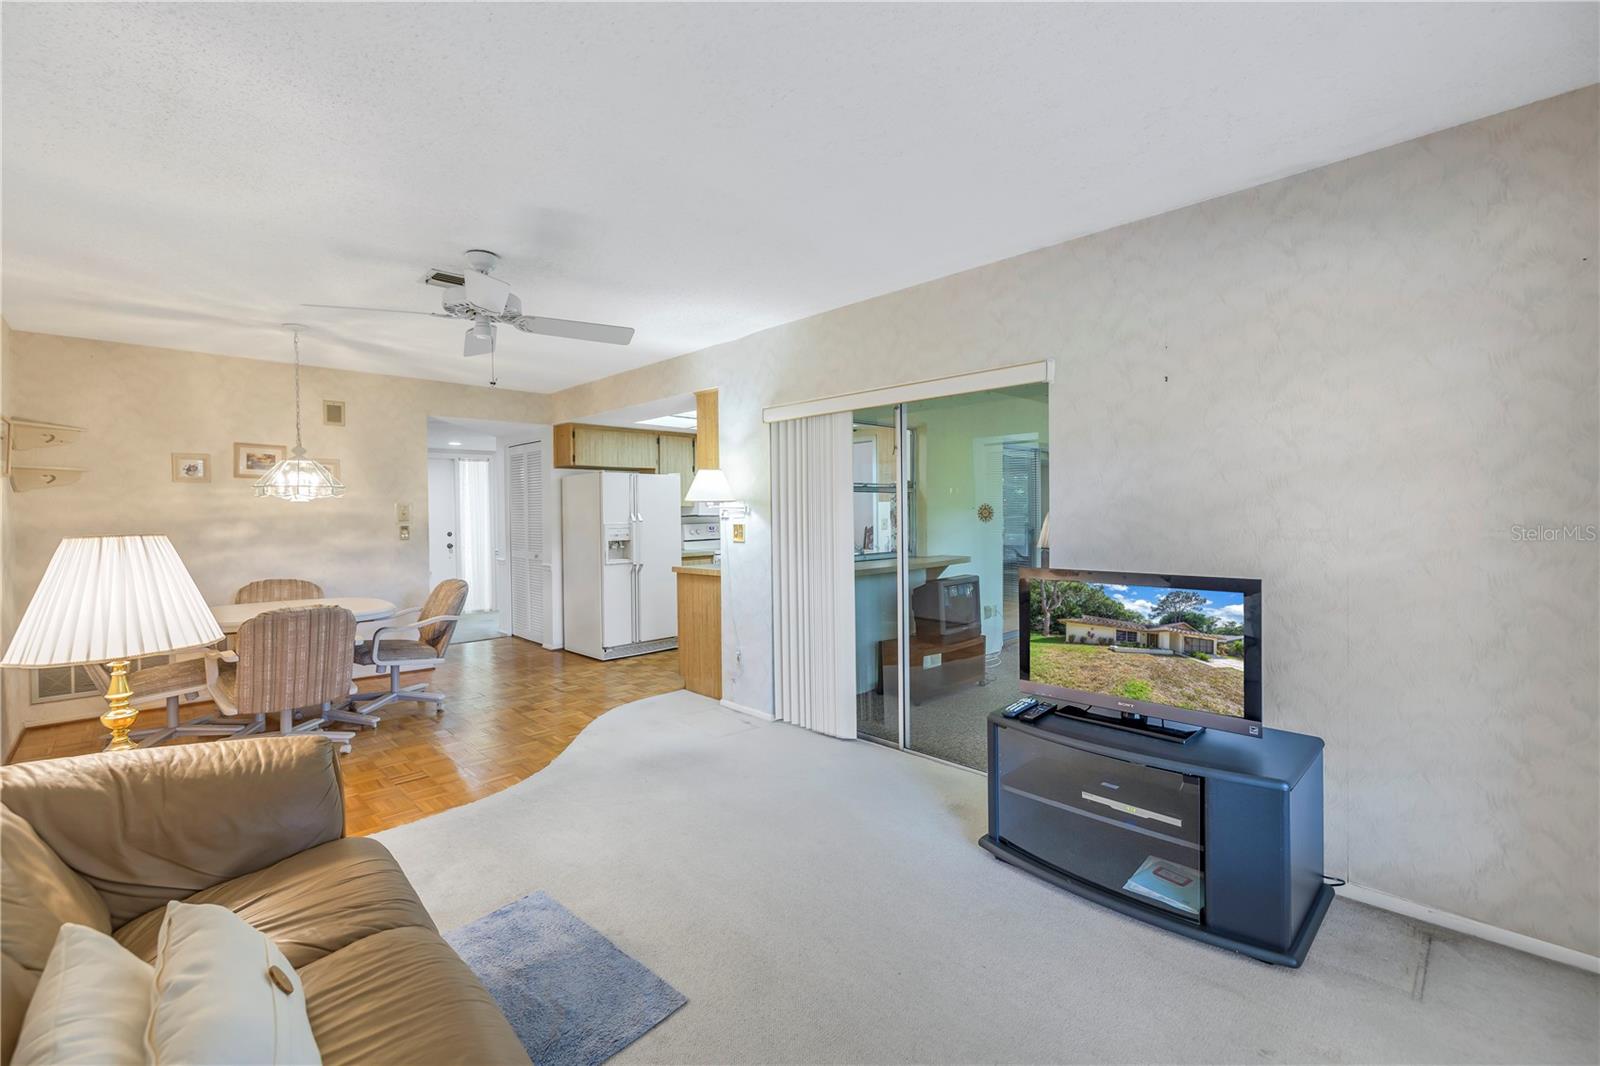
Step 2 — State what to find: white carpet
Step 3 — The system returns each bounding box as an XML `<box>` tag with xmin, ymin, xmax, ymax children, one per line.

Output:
<box><xmin>377</xmin><ymin>691</ymin><xmax>1599</xmax><ymax>1064</ymax></box>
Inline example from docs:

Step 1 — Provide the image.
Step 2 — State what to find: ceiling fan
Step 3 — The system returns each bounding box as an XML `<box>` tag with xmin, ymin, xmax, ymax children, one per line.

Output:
<box><xmin>305</xmin><ymin>249</ymin><xmax>634</xmax><ymax>363</ymax></box>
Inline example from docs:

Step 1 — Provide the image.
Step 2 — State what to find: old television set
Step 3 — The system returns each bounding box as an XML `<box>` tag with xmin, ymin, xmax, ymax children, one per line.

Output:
<box><xmin>912</xmin><ymin>575</ymin><xmax>980</xmax><ymax>641</ymax></box>
<box><xmin>1018</xmin><ymin>567</ymin><xmax>1262</xmax><ymax>738</ymax></box>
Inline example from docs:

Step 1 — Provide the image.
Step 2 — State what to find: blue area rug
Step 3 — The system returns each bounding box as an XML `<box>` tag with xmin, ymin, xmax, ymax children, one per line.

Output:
<box><xmin>446</xmin><ymin>891</ymin><xmax>687</xmax><ymax>1066</ymax></box>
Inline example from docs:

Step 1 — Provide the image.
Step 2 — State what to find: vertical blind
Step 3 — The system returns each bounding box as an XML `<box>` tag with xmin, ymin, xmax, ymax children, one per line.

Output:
<box><xmin>771</xmin><ymin>412</ymin><xmax>857</xmax><ymax>738</ymax></box>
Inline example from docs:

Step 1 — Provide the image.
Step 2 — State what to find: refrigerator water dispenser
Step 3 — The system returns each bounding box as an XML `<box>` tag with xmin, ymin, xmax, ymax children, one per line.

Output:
<box><xmin>604</xmin><ymin>523</ymin><xmax>633</xmax><ymax>564</ymax></box>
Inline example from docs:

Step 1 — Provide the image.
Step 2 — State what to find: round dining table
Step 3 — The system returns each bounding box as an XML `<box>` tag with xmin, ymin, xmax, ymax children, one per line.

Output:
<box><xmin>210</xmin><ymin>596</ymin><xmax>398</xmax><ymax>634</ymax></box>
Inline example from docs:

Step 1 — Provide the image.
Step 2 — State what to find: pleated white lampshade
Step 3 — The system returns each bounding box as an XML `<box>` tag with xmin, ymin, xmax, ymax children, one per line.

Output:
<box><xmin>0</xmin><ymin>535</ymin><xmax>224</xmax><ymax>667</ymax></box>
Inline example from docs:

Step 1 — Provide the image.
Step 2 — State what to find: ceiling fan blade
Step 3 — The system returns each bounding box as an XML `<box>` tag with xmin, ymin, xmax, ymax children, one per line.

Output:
<box><xmin>302</xmin><ymin>303</ymin><xmax>455</xmax><ymax>319</ymax></box>
<box><xmin>512</xmin><ymin>315</ymin><xmax>634</xmax><ymax>345</ymax></box>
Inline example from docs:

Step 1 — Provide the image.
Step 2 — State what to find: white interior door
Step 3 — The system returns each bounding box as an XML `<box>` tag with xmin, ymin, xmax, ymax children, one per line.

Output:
<box><xmin>427</xmin><ymin>458</ymin><xmax>459</xmax><ymax>590</ymax></box>
<box><xmin>507</xmin><ymin>441</ymin><xmax>548</xmax><ymax>644</ymax></box>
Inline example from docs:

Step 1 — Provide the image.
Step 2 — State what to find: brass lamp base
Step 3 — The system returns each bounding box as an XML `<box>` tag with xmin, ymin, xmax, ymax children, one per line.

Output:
<box><xmin>101</xmin><ymin>659</ymin><xmax>138</xmax><ymax>751</ymax></box>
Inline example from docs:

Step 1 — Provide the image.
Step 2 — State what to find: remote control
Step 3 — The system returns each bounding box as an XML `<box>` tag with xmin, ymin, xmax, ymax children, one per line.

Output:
<box><xmin>1019</xmin><ymin>703</ymin><xmax>1054</xmax><ymax>723</ymax></box>
<box><xmin>1002</xmin><ymin>698</ymin><xmax>1038</xmax><ymax>719</ymax></box>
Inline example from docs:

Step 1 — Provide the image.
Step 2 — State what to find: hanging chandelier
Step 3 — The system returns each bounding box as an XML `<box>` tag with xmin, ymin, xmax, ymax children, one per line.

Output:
<box><xmin>255</xmin><ymin>325</ymin><xmax>347</xmax><ymax>502</ymax></box>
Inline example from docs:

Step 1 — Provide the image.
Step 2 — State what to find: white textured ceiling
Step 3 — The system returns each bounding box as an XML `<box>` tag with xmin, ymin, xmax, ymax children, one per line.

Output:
<box><xmin>3</xmin><ymin>3</ymin><xmax>1595</xmax><ymax>393</ymax></box>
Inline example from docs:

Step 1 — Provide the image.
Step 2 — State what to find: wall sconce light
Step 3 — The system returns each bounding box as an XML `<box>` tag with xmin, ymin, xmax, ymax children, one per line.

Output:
<box><xmin>685</xmin><ymin>467</ymin><xmax>748</xmax><ymax>518</ymax></box>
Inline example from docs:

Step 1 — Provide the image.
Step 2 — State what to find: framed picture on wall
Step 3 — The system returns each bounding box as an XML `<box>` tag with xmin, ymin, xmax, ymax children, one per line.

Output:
<box><xmin>323</xmin><ymin>400</ymin><xmax>346</xmax><ymax>427</ymax></box>
<box><xmin>233</xmin><ymin>442</ymin><xmax>286</xmax><ymax>478</ymax></box>
<box><xmin>171</xmin><ymin>452</ymin><xmax>210</xmax><ymax>483</ymax></box>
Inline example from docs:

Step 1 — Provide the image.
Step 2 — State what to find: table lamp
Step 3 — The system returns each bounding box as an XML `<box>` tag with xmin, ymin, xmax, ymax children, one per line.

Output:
<box><xmin>1</xmin><ymin>535</ymin><xmax>224</xmax><ymax>751</ymax></box>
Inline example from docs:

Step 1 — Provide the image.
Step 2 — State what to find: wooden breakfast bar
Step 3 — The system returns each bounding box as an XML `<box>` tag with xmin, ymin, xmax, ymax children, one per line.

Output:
<box><xmin>673</xmin><ymin>564</ymin><xmax>722</xmax><ymax>699</ymax></box>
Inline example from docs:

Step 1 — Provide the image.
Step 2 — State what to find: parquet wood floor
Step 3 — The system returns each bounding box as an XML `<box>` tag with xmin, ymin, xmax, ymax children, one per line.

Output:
<box><xmin>6</xmin><ymin>639</ymin><xmax>686</xmax><ymax>836</ymax></box>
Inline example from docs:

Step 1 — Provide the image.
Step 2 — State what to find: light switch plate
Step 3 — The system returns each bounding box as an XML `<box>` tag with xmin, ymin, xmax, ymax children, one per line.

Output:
<box><xmin>732</xmin><ymin>522</ymin><xmax>746</xmax><ymax>543</ymax></box>
<box><xmin>398</xmin><ymin>524</ymin><xmax>411</xmax><ymax>541</ymax></box>
<box><xmin>396</xmin><ymin>503</ymin><xmax>413</xmax><ymax>524</ymax></box>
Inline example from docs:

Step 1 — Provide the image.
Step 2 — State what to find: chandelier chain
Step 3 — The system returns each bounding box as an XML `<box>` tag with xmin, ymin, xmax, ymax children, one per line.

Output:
<box><xmin>292</xmin><ymin>328</ymin><xmax>303</xmax><ymax>449</ymax></box>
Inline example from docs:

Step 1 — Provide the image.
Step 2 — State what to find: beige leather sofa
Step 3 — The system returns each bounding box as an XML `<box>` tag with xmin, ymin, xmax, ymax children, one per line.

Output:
<box><xmin>0</xmin><ymin>736</ymin><xmax>530</xmax><ymax>1065</ymax></box>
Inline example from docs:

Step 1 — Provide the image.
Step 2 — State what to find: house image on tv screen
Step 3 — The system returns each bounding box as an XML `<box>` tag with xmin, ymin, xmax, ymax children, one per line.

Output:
<box><xmin>1028</xmin><ymin>580</ymin><xmax>1247</xmax><ymax>717</ymax></box>
<box><xmin>1059</xmin><ymin>616</ymin><xmax>1232</xmax><ymax>656</ymax></box>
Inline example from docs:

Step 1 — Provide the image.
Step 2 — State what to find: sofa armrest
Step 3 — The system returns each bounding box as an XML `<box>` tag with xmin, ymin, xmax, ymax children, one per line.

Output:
<box><xmin>0</xmin><ymin>736</ymin><xmax>344</xmax><ymax>927</ymax></box>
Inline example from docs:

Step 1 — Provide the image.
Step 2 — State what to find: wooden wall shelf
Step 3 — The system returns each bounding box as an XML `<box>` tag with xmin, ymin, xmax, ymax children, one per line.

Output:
<box><xmin>6</xmin><ymin>419</ymin><xmax>84</xmax><ymax>450</ymax></box>
<box><xmin>10</xmin><ymin>466</ymin><xmax>85</xmax><ymax>492</ymax></box>
<box><xmin>3</xmin><ymin>416</ymin><xmax>87</xmax><ymax>482</ymax></box>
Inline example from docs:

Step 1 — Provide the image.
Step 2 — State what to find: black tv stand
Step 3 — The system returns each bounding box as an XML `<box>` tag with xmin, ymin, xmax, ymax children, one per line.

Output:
<box><xmin>981</xmin><ymin>708</ymin><xmax>1331</xmax><ymax>966</ymax></box>
<box><xmin>1047</xmin><ymin>702</ymin><xmax>1203</xmax><ymax>743</ymax></box>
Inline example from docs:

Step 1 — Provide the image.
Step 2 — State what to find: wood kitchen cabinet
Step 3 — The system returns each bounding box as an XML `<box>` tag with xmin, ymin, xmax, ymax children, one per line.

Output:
<box><xmin>564</xmin><ymin>424</ymin><xmax>658</xmax><ymax>470</ymax></box>
<box><xmin>657</xmin><ymin>433</ymin><xmax>697</xmax><ymax>501</ymax></box>
<box><xmin>673</xmin><ymin>565</ymin><xmax>721</xmax><ymax>698</ymax></box>
<box><xmin>552</xmin><ymin>423</ymin><xmax>696</xmax><ymax>478</ymax></box>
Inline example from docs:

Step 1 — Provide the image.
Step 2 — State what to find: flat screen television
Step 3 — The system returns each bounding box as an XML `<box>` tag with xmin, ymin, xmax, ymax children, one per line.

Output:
<box><xmin>1018</xmin><ymin>567</ymin><xmax>1262</xmax><ymax>737</ymax></box>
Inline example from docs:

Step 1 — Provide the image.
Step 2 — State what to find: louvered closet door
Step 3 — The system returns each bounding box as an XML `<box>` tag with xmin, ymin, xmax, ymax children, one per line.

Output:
<box><xmin>508</xmin><ymin>441</ymin><xmax>548</xmax><ymax>644</ymax></box>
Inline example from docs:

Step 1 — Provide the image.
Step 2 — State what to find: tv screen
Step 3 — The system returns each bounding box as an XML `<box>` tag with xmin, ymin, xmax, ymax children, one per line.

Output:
<box><xmin>1018</xmin><ymin>568</ymin><xmax>1262</xmax><ymax>737</ymax></box>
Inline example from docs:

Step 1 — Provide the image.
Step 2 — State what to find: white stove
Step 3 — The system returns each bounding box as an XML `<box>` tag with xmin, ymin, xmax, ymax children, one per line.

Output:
<box><xmin>682</xmin><ymin>517</ymin><xmax>721</xmax><ymax>560</ymax></box>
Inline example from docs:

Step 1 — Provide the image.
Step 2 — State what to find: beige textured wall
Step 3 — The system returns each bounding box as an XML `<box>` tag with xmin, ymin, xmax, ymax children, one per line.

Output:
<box><xmin>1</xmin><ymin>330</ymin><xmax>548</xmax><ymax>729</ymax></box>
<box><xmin>544</xmin><ymin>88</ymin><xmax>1600</xmax><ymax>953</ymax></box>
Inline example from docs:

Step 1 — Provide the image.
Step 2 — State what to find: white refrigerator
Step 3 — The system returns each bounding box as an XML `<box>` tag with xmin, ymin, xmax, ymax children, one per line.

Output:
<box><xmin>561</xmin><ymin>471</ymin><xmax>683</xmax><ymax>660</ymax></box>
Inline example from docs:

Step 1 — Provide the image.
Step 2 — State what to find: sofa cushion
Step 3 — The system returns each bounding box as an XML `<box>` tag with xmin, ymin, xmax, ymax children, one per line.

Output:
<box><xmin>298</xmin><ymin>927</ymin><xmax>530</xmax><ymax>1066</ymax></box>
<box><xmin>11</xmin><ymin>924</ymin><xmax>153</xmax><ymax>1066</ymax></box>
<box><xmin>147</xmin><ymin>902</ymin><xmax>320</xmax><ymax>1066</ymax></box>
<box><xmin>0</xmin><ymin>737</ymin><xmax>344</xmax><ymax>927</ymax></box>
<box><xmin>1</xmin><ymin>806</ymin><xmax>110</xmax><ymax>973</ymax></box>
<box><xmin>1</xmin><ymin>956</ymin><xmax>40</xmax><ymax>1066</ymax></box>
<box><xmin>115</xmin><ymin>837</ymin><xmax>434</xmax><ymax>970</ymax></box>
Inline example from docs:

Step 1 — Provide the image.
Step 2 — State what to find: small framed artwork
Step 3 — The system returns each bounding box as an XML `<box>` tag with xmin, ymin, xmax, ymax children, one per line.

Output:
<box><xmin>171</xmin><ymin>452</ymin><xmax>210</xmax><ymax>483</ymax></box>
<box><xmin>233</xmin><ymin>442</ymin><xmax>286</xmax><ymax>478</ymax></box>
<box><xmin>316</xmin><ymin>458</ymin><xmax>342</xmax><ymax>479</ymax></box>
<box><xmin>323</xmin><ymin>400</ymin><xmax>346</xmax><ymax>427</ymax></box>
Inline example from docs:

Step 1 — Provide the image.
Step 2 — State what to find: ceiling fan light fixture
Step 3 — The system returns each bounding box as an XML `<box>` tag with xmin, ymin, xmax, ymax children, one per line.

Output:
<box><xmin>464</xmin><ymin>319</ymin><xmax>496</xmax><ymax>358</ymax></box>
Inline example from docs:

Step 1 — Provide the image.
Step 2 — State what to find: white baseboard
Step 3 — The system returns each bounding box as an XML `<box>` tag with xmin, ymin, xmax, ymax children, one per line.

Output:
<box><xmin>1337</xmin><ymin>882</ymin><xmax>1599</xmax><ymax>974</ymax></box>
<box><xmin>720</xmin><ymin>698</ymin><xmax>775</xmax><ymax>722</ymax></box>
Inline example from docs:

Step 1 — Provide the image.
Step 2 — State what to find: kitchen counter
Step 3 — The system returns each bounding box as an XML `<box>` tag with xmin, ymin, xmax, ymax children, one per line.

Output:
<box><xmin>852</xmin><ymin>553</ymin><xmax>970</xmax><ymax>578</ymax></box>
<box><xmin>675</xmin><ymin>565</ymin><xmax>722</xmax><ymax>699</ymax></box>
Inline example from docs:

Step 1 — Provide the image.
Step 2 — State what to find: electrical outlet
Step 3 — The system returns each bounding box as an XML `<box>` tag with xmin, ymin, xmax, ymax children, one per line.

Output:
<box><xmin>398</xmin><ymin>524</ymin><xmax>411</xmax><ymax>541</ymax></box>
<box><xmin>732</xmin><ymin>522</ymin><xmax>746</xmax><ymax>543</ymax></box>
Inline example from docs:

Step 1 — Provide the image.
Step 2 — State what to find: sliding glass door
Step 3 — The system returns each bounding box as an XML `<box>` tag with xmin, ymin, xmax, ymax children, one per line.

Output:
<box><xmin>852</xmin><ymin>406</ymin><xmax>901</xmax><ymax>744</ymax></box>
<box><xmin>851</xmin><ymin>383</ymin><xmax>1049</xmax><ymax>769</ymax></box>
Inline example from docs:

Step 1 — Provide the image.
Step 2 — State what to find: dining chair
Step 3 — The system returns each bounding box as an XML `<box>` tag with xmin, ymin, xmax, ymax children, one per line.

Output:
<box><xmin>82</xmin><ymin>653</ymin><xmax>245</xmax><ymax>749</ymax></box>
<box><xmin>234</xmin><ymin>578</ymin><xmax>324</xmax><ymax>604</ymax></box>
<box><xmin>338</xmin><ymin>579</ymin><xmax>468</xmax><ymax>728</ymax></box>
<box><xmin>198</xmin><ymin>605</ymin><xmax>358</xmax><ymax>753</ymax></box>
